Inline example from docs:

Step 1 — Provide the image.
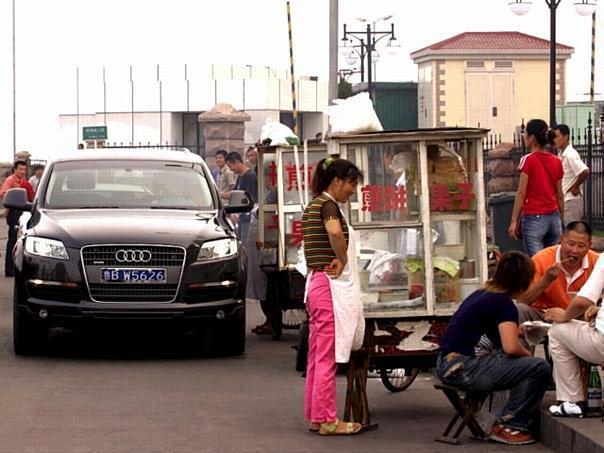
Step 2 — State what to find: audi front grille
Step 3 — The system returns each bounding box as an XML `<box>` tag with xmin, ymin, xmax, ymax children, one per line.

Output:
<box><xmin>82</xmin><ymin>245</ymin><xmax>185</xmax><ymax>267</ymax></box>
<box><xmin>81</xmin><ymin>245</ymin><xmax>186</xmax><ymax>303</ymax></box>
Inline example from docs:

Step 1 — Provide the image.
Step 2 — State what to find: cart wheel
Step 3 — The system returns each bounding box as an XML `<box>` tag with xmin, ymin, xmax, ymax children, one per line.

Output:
<box><xmin>379</xmin><ymin>368</ymin><xmax>419</xmax><ymax>392</ymax></box>
<box><xmin>282</xmin><ymin>309</ymin><xmax>307</xmax><ymax>330</ymax></box>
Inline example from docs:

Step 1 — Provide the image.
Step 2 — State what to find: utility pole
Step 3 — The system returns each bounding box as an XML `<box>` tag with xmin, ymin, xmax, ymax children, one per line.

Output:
<box><xmin>328</xmin><ymin>0</ymin><xmax>338</xmax><ymax>105</ymax></box>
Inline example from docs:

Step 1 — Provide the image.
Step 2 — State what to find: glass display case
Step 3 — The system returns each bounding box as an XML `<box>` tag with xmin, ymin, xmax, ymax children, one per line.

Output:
<box><xmin>257</xmin><ymin>128</ymin><xmax>488</xmax><ymax>321</ymax></box>
<box><xmin>331</xmin><ymin>129</ymin><xmax>489</xmax><ymax>319</ymax></box>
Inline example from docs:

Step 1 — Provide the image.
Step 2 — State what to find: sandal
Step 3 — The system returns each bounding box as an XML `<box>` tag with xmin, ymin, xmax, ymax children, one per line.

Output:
<box><xmin>318</xmin><ymin>420</ymin><xmax>362</xmax><ymax>436</ymax></box>
<box><xmin>549</xmin><ymin>402</ymin><xmax>584</xmax><ymax>418</ymax></box>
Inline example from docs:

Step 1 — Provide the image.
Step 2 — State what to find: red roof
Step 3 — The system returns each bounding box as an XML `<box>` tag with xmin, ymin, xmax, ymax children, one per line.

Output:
<box><xmin>411</xmin><ymin>32</ymin><xmax>573</xmax><ymax>58</ymax></box>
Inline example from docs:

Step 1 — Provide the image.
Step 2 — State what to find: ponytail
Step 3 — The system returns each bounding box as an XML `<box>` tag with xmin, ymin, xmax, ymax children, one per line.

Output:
<box><xmin>310</xmin><ymin>158</ymin><xmax>363</xmax><ymax>195</ymax></box>
<box><xmin>525</xmin><ymin>119</ymin><xmax>553</xmax><ymax>147</ymax></box>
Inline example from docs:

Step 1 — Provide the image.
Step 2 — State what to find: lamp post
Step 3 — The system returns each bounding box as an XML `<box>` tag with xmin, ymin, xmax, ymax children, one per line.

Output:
<box><xmin>508</xmin><ymin>0</ymin><xmax>597</xmax><ymax>126</ymax></box>
<box><xmin>12</xmin><ymin>0</ymin><xmax>16</xmax><ymax>160</ymax></box>
<box><xmin>340</xmin><ymin>20</ymin><xmax>399</xmax><ymax>101</ymax></box>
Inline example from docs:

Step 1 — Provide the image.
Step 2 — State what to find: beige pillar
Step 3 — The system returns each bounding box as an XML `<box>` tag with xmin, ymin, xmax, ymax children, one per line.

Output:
<box><xmin>198</xmin><ymin>103</ymin><xmax>251</xmax><ymax>159</ymax></box>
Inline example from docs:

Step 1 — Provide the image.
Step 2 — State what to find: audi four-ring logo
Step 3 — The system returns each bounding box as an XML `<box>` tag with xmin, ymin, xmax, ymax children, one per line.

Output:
<box><xmin>115</xmin><ymin>249</ymin><xmax>152</xmax><ymax>263</ymax></box>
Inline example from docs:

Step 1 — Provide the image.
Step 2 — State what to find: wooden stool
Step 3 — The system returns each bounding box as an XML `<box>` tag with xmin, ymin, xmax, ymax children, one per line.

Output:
<box><xmin>434</xmin><ymin>383</ymin><xmax>489</xmax><ymax>445</ymax></box>
<box><xmin>343</xmin><ymin>349</ymin><xmax>378</xmax><ymax>431</ymax></box>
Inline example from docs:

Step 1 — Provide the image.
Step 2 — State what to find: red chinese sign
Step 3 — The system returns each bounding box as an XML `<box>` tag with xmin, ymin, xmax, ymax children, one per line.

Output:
<box><xmin>266</xmin><ymin>161</ymin><xmax>277</xmax><ymax>188</ymax></box>
<box><xmin>361</xmin><ymin>184</ymin><xmax>407</xmax><ymax>213</ymax></box>
<box><xmin>289</xmin><ymin>220</ymin><xmax>303</xmax><ymax>245</ymax></box>
<box><xmin>266</xmin><ymin>215</ymin><xmax>302</xmax><ymax>245</ymax></box>
<box><xmin>264</xmin><ymin>161</ymin><xmax>315</xmax><ymax>191</ymax></box>
<box><xmin>285</xmin><ymin>164</ymin><xmax>314</xmax><ymax>191</ymax></box>
<box><xmin>430</xmin><ymin>183</ymin><xmax>476</xmax><ymax>211</ymax></box>
<box><xmin>267</xmin><ymin>214</ymin><xmax>279</xmax><ymax>230</ymax></box>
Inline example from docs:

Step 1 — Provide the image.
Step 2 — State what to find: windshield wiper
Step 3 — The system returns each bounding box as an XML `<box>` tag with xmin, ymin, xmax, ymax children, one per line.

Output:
<box><xmin>148</xmin><ymin>206</ymin><xmax>195</xmax><ymax>210</ymax></box>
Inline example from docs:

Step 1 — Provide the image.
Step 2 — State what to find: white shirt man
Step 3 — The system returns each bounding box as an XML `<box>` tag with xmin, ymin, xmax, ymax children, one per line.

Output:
<box><xmin>214</xmin><ymin>150</ymin><xmax>236</xmax><ymax>194</ymax></box>
<box><xmin>552</xmin><ymin>124</ymin><xmax>590</xmax><ymax>224</ymax></box>
<box><xmin>545</xmin><ymin>250</ymin><xmax>604</xmax><ymax>416</ymax></box>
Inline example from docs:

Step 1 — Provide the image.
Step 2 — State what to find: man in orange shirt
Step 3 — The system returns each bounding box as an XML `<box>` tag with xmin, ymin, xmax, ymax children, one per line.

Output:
<box><xmin>0</xmin><ymin>160</ymin><xmax>35</xmax><ymax>277</ymax></box>
<box><xmin>517</xmin><ymin>221</ymin><xmax>598</xmax><ymax>323</ymax></box>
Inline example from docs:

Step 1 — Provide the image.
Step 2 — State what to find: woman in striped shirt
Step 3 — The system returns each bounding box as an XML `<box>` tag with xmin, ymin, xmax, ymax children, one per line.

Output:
<box><xmin>302</xmin><ymin>157</ymin><xmax>364</xmax><ymax>436</ymax></box>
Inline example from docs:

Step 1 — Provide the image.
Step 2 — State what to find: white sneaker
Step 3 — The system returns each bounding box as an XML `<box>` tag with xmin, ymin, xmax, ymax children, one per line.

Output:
<box><xmin>549</xmin><ymin>401</ymin><xmax>584</xmax><ymax>418</ymax></box>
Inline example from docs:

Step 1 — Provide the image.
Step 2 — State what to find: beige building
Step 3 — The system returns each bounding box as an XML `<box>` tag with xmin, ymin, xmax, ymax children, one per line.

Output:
<box><xmin>410</xmin><ymin>32</ymin><xmax>574</xmax><ymax>140</ymax></box>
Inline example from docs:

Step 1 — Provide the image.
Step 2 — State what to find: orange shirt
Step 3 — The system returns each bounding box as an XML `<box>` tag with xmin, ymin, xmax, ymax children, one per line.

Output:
<box><xmin>531</xmin><ymin>245</ymin><xmax>600</xmax><ymax>310</ymax></box>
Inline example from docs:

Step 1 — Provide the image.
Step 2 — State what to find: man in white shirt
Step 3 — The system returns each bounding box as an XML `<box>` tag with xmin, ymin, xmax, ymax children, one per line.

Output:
<box><xmin>545</xmin><ymin>253</ymin><xmax>604</xmax><ymax>417</ymax></box>
<box><xmin>214</xmin><ymin>149</ymin><xmax>236</xmax><ymax>196</ymax></box>
<box><xmin>28</xmin><ymin>165</ymin><xmax>44</xmax><ymax>192</ymax></box>
<box><xmin>552</xmin><ymin>124</ymin><xmax>590</xmax><ymax>224</ymax></box>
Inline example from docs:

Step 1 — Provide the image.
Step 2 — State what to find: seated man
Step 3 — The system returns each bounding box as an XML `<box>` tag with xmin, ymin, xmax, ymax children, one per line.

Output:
<box><xmin>545</xmin><ymin>253</ymin><xmax>604</xmax><ymax>417</ymax></box>
<box><xmin>517</xmin><ymin>221</ymin><xmax>599</xmax><ymax>323</ymax></box>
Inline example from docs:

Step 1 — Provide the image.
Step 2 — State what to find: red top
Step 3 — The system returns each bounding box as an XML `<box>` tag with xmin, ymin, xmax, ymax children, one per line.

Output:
<box><xmin>518</xmin><ymin>151</ymin><xmax>563</xmax><ymax>215</ymax></box>
<box><xmin>0</xmin><ymin>173</ymin><xmax>35</xmax><ymax>201</ymax></box>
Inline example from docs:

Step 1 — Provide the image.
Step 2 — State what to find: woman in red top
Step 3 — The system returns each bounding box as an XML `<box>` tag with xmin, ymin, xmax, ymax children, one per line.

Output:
<box><xmin>508</xmin><ymin>119</ymin><xmax>564</xmax><ymax>257</ymax></box>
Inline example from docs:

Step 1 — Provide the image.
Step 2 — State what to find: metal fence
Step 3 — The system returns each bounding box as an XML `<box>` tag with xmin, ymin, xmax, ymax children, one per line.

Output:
<box><xmin>483</xmin><ymin>116</ymin><xmax>604</xmax><ymax>231</ymax></box>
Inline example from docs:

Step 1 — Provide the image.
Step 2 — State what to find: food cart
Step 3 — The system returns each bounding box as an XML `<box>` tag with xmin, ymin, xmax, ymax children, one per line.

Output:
<box><xmin>257</xmin><ymin>141</ymin><xmax>328</xmax><ymax>340</ymax></box>
<box><xmin>258</xmin><ymin>127</ymin><xmax>489</xmax><ymax>422</ymax></box>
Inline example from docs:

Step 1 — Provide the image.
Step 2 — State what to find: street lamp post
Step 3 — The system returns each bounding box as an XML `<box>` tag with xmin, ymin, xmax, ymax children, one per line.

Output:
<box><xmin>508</xmin><ymin>0</ymin><xmax>597</xmax><ymax>126</ymax></box>
<box><xmin>340</xmin><ymin>21</ymin><xmax>399</xmax><ymax>101</ymax></box>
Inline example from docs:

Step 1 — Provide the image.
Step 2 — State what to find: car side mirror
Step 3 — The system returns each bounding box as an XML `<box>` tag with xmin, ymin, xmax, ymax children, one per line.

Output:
<box><xmin>3</xmin><ymin>188</ymin><xmax>33</xmax><ymax>212</ymax></box>
<box><xmin>225</xmin><ymin>190</ymin><xmax>253</xmax><ymax>214</ymax></box>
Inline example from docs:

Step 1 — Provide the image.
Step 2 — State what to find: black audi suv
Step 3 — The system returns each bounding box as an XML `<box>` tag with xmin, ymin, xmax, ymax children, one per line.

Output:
<box><xmin>3</xmin><ymin>148</ymin><xmax>252</xmax><ymax>355</ymax></box>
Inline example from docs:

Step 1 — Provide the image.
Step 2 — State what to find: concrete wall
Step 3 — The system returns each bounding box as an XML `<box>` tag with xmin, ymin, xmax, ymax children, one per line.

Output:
<box><xmin>60</xmin><ymin>109</ymin><xmax>327</xmax><ymax>158</ymax></box>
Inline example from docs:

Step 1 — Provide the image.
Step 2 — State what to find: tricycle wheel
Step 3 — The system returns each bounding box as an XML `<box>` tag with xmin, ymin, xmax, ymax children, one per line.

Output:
<box><xmin>379</xmin><ymin>368</ymin><xmax>419</xmax><ymax>392</ymax></box>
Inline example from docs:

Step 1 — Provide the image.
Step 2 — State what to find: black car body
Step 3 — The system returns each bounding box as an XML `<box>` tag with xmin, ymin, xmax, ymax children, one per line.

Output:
<box><xmin>4</xmin><ymin>148</ymin><xmax>252</xmax><ymax>355</ymax></box>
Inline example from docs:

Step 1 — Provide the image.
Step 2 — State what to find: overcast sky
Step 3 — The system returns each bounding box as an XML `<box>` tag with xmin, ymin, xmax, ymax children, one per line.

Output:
<box><xmin>0</xmin><ymin>0</ymin><xmax>601</xmax><ymax>161</ymax></box>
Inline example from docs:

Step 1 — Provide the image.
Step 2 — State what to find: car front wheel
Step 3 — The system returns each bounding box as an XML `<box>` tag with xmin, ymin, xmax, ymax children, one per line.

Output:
<box><xmin>13</xmin><ymin>285</ymin><xmax>49</xmax><ymax>356</ymax></box>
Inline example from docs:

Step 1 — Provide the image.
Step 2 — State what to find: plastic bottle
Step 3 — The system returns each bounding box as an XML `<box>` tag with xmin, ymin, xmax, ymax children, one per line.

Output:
<box><xmin>587</xmin><ymin>365</ymin><xmax>602</xmax><ymax>417</ymax></box>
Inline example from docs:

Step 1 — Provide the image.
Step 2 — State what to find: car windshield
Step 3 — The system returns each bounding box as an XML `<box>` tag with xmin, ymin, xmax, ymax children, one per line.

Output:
<box><xmin>44</xmin><ymin>160</ymin><xmax>216</xmax><ymax>210</ymax></box>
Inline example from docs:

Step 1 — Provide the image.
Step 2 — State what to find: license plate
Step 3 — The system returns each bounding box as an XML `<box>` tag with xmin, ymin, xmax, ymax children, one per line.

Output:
<box><xmin>100</xmin><ymin>268</ymin><xmax>167</xmax><ymax>283</ymax></box>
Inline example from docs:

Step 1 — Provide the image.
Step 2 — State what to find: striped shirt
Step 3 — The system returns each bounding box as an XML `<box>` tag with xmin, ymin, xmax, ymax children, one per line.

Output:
<box><xmin>302</xmin><ymin>194</ymin><xmax>349</xmax><ymax>271</ymax></box>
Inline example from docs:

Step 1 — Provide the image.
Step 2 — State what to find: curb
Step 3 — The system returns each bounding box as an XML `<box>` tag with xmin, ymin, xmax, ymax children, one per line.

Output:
<box><xmin>541</xmin><ymin>408</ymin><xmax>604</xmax><ymax>453</ymax></box>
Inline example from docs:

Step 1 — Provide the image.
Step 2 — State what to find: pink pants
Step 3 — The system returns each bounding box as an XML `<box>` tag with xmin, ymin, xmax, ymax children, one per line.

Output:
<box><xmin>304</xmin><ymin>271</ymin><xmax>338</xmax><ymax>423</ymax></box>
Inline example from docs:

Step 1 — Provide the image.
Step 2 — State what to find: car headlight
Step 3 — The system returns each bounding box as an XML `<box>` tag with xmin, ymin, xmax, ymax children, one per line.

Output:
<box><xmin>25</xmin><ymin>237</ymin><xmax>70</xmax><ymax>260</ymax></box>
<box><xmin>197</xmin><ymin>238</ymin><xmax>238</xmax><ymax>261</ymax></box>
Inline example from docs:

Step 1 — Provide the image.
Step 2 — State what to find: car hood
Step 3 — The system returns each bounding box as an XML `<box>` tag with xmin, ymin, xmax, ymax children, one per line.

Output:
<box><xmin>31</xmin><ymin>209</ymin><xmax>231</xmax><ymax>248</ymax></box>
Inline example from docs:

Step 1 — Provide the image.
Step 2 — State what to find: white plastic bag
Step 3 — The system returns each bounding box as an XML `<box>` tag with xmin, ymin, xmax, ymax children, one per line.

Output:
<box><xmin>260</xmin><ymin>118</ymin><xmax>300</xmax><ymax>146</ymax></box>
<box><xmin>327</xmin><ymin>92</ymin><xmax>383</xmax><ymax>135</ymax></box>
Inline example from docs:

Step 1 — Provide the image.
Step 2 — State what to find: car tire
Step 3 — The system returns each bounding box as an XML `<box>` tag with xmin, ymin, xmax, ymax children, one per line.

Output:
<box><xmin>13</xmin><ymin>285</ymin><xmax>49</xmax><ymax>356</ymax></box>
<box><xmin>218</xmin><ymin>310</ymin><xmax>246</xmax><ymax>357</ymax></box>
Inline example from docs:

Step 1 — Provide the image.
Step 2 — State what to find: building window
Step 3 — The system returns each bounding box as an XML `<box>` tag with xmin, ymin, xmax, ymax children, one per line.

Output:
<box><xmin>494</xmin><ymin>61</ymin><xmax>514</xmax><ymax>69</ymax></box>
<box><xmin>465</xmin><ymin>61</ymin><xmax>485</xmax><ymax>69</ymax></box>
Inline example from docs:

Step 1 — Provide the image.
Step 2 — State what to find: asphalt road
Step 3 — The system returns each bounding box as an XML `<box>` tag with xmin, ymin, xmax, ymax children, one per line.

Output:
<box><xmin>0</xmin><ymin>265</ymin><xmax>554</xmax><ymax>453</ymax></box>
